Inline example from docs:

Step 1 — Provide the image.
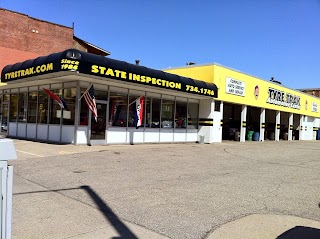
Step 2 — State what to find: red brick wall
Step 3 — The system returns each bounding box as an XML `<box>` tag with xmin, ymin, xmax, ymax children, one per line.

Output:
<box><xmin>0</xmin><ymin>8</ymin><xmax>74</xmax><ymax>73</ymax></box>
<box><xmin>0</xmin><ymin>46</ymin><xmax>40</xmax><ymax>72</ymax></box>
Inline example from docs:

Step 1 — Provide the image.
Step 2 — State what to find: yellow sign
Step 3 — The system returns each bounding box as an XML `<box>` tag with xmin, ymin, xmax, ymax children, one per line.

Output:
<box><xmin>61</xmin><ymin>59</ymin><xmax>79</xmax><ymax>71</ymax></box>
<box><xmin>91</xmin><ymin>65</ymin><xmax>215</xmax><ymax>96</ymax></box>
<box><xmin>5</xmin><ymin>63</ymin><xmax>54</xmax><ymax>80</ymax></box>
<box><xmin>165</xmin><ymin>64</ymin><xmax>320</xmax><ymax>117</ymax></box>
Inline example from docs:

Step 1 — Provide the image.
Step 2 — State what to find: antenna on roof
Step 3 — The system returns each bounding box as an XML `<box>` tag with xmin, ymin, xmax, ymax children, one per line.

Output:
<box><xmin>270</xmin><ymin>77</ymin><xmax>281</xmax><ymax>84</ymax></box>
<box><xmin>186</xmin><ymin>62</ymin><xmax>195</xmax><ymax>65</ymax></box>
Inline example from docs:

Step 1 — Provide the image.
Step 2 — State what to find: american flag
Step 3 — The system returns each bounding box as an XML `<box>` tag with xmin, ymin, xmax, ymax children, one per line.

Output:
<box><xmin>83</xmin><ymin>84</ymin><xmax>98</xmax><ymax>122</ymax></box>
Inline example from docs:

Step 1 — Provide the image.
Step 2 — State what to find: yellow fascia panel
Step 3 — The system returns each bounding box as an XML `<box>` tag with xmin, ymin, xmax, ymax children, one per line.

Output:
<box><xmin>164</xmin><ymin>65</ymin><xmax>214</xmax><ymax>84</ymax></box>
<box><xmin>213</xmin><ymin>64</ymin><xmax>320</xmax><ymax>118</ymax></box>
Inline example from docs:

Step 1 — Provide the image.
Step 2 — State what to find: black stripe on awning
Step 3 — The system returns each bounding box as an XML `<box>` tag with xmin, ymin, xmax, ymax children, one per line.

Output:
<box><xmin>1</xmin><ymin>49</ymin><xmax>218</xmax><ymax>98</ymax></box>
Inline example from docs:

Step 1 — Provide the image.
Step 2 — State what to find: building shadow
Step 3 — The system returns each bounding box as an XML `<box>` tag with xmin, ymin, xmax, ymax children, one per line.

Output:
<box><xmin>14</xmin><ymin>185</ymin><xmax>138</xmax><ymax>239</ymax></box>
<box><xmin>277</xmin><ymin>226</ymin><xmax>320</xmax><ymax>239</ymax></box>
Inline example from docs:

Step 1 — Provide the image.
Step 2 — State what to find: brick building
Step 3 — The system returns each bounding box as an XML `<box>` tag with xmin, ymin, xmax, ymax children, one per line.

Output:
<box><xmin>0</xmin><ymin>8</ymin><xmax>110</xmax><ymax>79</ymax></box>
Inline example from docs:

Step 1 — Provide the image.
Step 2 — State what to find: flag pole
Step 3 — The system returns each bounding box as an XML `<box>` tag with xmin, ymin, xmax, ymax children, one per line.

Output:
<box><xmin>128</xmin><ymin>95</ymin><xmax>143</xmax><ymax>107</ymax></box>
<box><xmin>79</xmin><ymin>83</ymin><xmax>93</xmax><ymax>102</ymax></box>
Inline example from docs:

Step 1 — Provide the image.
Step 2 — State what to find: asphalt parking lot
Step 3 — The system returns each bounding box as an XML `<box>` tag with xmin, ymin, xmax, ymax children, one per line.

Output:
<box><xmin>6</xmin><ymin>139</ymin><xmax>320</xmax><ymax>238</ymax></box>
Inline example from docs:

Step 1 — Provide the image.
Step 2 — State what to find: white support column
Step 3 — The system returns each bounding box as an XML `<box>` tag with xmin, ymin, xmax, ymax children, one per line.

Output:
<box><xmin>240</xmin><ymin>105</ymin><xmax>247</xmax><ymax>142</ymax></box>
<box><xmin>198</xmin><ymin>99</ymin><xmax>215</xmax><ymax>143</ymax></box>
<box><xmin>275</xmin><ymin>111</ymin><xmax>280</xmax><ymax>141</ymax></box>
<box><xmin>299</xmin><ymin>115</ymin><xmax>304</xmax><ymax>140</ymax></box>
<box><xmin>288</xmin><ymin>113</ymin><xmax>293</xmax><ymax>141</ymax></box>
<box><xmin>212</xmin><ymin>100</ymin><xmax>222</xmax><ymax>142</ymax></box>
<box><xmin>260</xmin><ymin>108</ymin><xmax>265</xmax><ymax>141</ymax></box>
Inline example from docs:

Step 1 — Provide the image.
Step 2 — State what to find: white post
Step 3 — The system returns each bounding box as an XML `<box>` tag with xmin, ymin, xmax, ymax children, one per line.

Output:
<box><xmin>299</xmin><ymin>115</ymin><xmax>304</xmax><ymax>140</ymax></box>
<box><xmin>0</xmin><ymin>139</ymin><xmax>17</xmax><ymax>239</ymax></box>
<box><xmin>240</xmin><ymin>105</ymin><xmax>247</xmax><ymax>142</ymax></box>
<box><xmin>6</xmin><ymin>166</ymin><xmax>13</xmax><ymax>239</ymax></box>
<box><xmin>198</xmin><ymin>99</ymin><xmax>214</xmax><ymax>143</ymax></box>
<box><xmin>260</xmin><ymin>108</ymin><xmax>265</xmax><ymax>141</ymax></box>
<box><xmin>288</xmin><ymin>113</ymin><xmax>293</xmax><ymax>140</ymax></box>
<box><xmin>275</xmin><ymin>111</ymin><xmax>280</xmax><ymax>141</ymax></box>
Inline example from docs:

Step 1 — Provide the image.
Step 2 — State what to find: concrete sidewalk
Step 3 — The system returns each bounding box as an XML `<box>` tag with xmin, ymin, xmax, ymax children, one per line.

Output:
<box><xmin>8</xmin><ymin>139</ymin><xmax>320</xmax><ymax>238</ymax></box>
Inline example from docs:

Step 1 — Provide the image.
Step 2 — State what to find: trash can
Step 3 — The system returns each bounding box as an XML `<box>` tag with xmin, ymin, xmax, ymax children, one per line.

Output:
<box><xmin>253</xmin><ymin>132</ymin><xmax>260</xmax><ymax>141</ymax></box>
<box><xmin>269</xmin><ymin>131</ymin><xmax>275</xmax><ymax>140</ymax></box>
<box><xmin>198</xmin><ymin>135</ymin><xmax>204</xmax><ymax>144</ymax></box>
<box><xmin>247</xmin><ymin>131</ymin><xmax>254</xmax><ymax>141</ymax></box>
<box><xmin>234</xmin><ymin>131</ymin><xmax>240</xmax><ymax>141</ymax></box>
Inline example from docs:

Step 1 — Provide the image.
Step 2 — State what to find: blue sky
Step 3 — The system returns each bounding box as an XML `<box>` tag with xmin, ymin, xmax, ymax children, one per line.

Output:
<box><xmin>1</xmin><ymin>0</ymin><xmax>320</xmax><ymax>89</ymax></box>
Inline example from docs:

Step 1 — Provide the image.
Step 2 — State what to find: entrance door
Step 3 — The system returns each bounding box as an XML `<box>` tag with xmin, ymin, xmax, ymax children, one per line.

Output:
<box><xmin>1</xmin><ymin>103</ymin><xmax>8</xmax><ymax>135</ymax></box>
<box><xmin>90</xmin><ymin>101</ymin><xmax>108</xmax><ymax>143</ymax></box>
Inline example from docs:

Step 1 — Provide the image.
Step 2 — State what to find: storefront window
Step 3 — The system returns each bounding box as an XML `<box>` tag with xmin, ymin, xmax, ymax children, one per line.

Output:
<box><xmin>49</xmin><ymin>89</ymin><xmax>62</xmax><ymax>124</ymax></box>
<box><xmin>95</xmin><ymin>89</ymin><xmax>108</xmax><ymax>101</ymax></box>
<box><xmin>161</xmin><ymin>97</ymin><xmax>174</xmax><ymax>128</ymax></box>
<box><xmin>28</xmin><ymin>92</ymin><xmax>38</xmax><ymax>123</ymax></box>
<box><xmin>79</xmin><ymin>89</ymin><xmax>88</xmax><ymax>126</ymax></box>
<box><xmin>145</xmin><ymin>95</ymin><xmax>161</xmax><ymax>128</ymax></box>
<box><xmin>9</xmin><ymin>94</ymin><xmax>18</xmax><ymax>122</ymax></box>
<box><xmin>18</xmin><ymin>93</ymin><xmax>27</xmax><ymax>122</ymax></box>
<box><xmin>3</xmin><ymin>94</ymin><xmax>9</xmax><ymax>102</ymax></box>
<box><xmin>62</xmin><ymin>88</ymin><xmax>76</xmax><ymax>125</ymax></box>
<box><xmin>187</xmin><ymin>101</ymin><xmax>199</xmax><ymax>129</ymax></box>
<box><xmin>175</xmin><ymin>100</ymin><xmax>187</xmax><ymax>128</ymax></box>
<box><xmin>109</xmin><ymin>92</ymin><xmax>128</xmax><ymax>127</ymax></box>
<box><xmin>37</xmin><ymin>91</ymin><xmax>48</xmax><ymax>124</ymax></box>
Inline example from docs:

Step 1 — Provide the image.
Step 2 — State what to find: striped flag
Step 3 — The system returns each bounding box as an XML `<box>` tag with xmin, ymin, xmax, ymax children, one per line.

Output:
<box><xmin>135</xmin><ymin>96</ymin><xmax>144</xmax><ymax>129</ymax></box>
<box><xmin>43</xmin><ymin>88</ymin><xmax>68</xmax><ymax>110</ymax></box>
<box><xmin>82</xmin><ymin>84</ymin><xmax>98</xmax><ymax>122</ymax></box>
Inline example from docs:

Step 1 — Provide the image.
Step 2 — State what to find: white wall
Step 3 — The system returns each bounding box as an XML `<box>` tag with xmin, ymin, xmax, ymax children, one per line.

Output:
<box><xmin>48</xmin><ymin>125</ymin><xmax>60</xmax><ymax>142</ymax></box>
<box><xmin>144</xmin><ymin>129</ymin><xmax>160</xmax><ymax>143</ymax></box>
<box><xmin>107</xmin><ymin>127</ymin><xmax>127</xmax><ymax>144</ymax></box>
<box><xmin>37</xmin><ymin>125</ymin><xmax>48</xmax><ymax>141</ymax></box>
<box><xmin>8</xmin><ymin>123</ymin><xmax>16</xmax><ymax>137</ymax></box>
<box><xmin>17</xmin><ymin>123</ymin><xmax>26</xmax><ymax>138</ymax></box>
<box><xmin>27</xmin><ymin>124</ymin><xmax>36</xmax><ymax>139</ymax></box>
<box><xmin>76</xmin><ymin>126</ymin><xmax>88</xmax><ymax>145</ymax></box>
<box><xmin>61</xmin><ymin>126</ymin><xmax>75</xmax><ymax>143</ymax></box>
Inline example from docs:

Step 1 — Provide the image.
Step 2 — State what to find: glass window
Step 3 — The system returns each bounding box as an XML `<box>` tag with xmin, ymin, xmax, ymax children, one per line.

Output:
<box><xmin>38</xmin><ymin>91</ymin><xmax>48</xmax><ymax>124</ymax></box>
<box><xmin>145</xmin><ymin>97</ymin><xmax>151</xmax><ymax>127</ymax></box>
<box><xmin>187</xmin><ymin>102</ymin><xmax>199</xmax><ymax>129</ymax></box>
<box><xmin>49</xmin><ymin>89</ymin><xmax>62</xmax><ymax>124</ymax></box>
<box><xmin>3</xmin><ymin>93</ymin><xmax>9</xmax><ymax>102</ymax></box>
<box><xmin>109</xmin><ymin>92</ymin><xmax>128</xmax><ymax>127</ymax></box>
<box><xmin>175</xmin><ymin>100</ymin><xmax>187</xmax><ymax>128</ymax></box>
<box><xmin>62</xmin><ymin>88</ymin><xmax>76</xmax><ymax>125</ymax></box>
<box><xmin>79</xmin><ymin>88</ymin><xmax>88</xmax><ymax>126</ymax></box>
<box><xmin>145</xmin><ymin>95</ymin><xmax>161</xmax><ymax>128</ymax></box>
<box><xmin>95</xmin><ymin>89</ymin><xmax>108</xmax><ymax>101</ymax></box>
<box><xmin>9</xmin><ymin>94</ymin><xmax>18</xmax><ymax>122</ymax></box>
<box><xmin>18</xmin><ymin>92</ymin><xmax>27</xmax><ymax>122</ymax></box>
<box><xmin>28</xmin><ymin>92</ymin><xmax>38</xmax><ymax>123</ymax></box>
<box><xmin>161</xmin><ymin>98</ymin><xmax>174</xmax><ymax>128</ymax></box>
